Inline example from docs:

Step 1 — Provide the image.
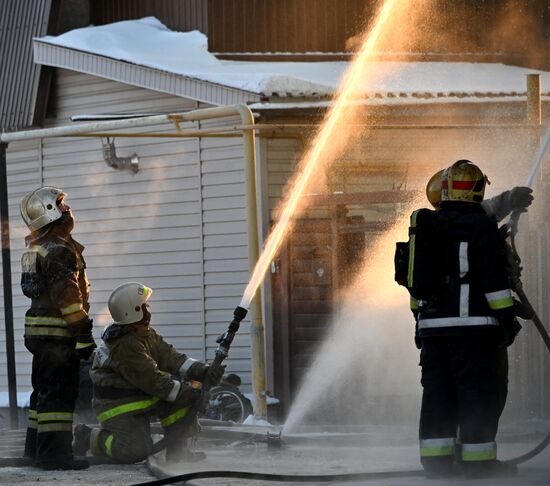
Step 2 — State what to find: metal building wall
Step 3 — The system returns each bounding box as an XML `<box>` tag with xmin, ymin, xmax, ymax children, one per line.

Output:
<box><xmin>0</xmin><ymin>69</ymin><xmax>252</xmax><ymax>392</ymax></box>
<box><xmin>208</xmin><ymin>0</ymin><xmax>367</xmax><ymax>53</ymax></box>
<box><xmin>0</xmin><ymin>0</ymin><xmax>55</xmax><ymax>130</ymax></box>
<box><xmin>90</xmin><ymin>0</ymin><xmax>209</xmax><ymax>34</ymax></box>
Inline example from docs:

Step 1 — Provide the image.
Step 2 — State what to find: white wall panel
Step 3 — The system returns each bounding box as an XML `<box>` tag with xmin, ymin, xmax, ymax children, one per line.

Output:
<box><xmin>1</xmin><ymin>70</ymin><xmax>256</xmax><ymax>393</ymax></box>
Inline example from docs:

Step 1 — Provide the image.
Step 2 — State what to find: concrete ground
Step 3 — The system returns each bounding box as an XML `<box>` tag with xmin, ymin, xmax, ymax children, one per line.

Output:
<box><xmin>1</xmin><ymin>424</ymin><xmax>549</xmax><ymax>485</ymax></box>
<box><xmin>152</xmin><ymin>423</ymin><xmax>550</xmax><ymax>486</ymax></box>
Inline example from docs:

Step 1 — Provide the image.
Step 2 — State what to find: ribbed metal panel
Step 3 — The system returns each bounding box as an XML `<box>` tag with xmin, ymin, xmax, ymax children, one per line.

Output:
<box><xmin>208</xmin><ymin>0</ymin><xmax>367</xmax><ymax>53</ymax></box>
<box><xmin>91</xmin><ymin>0</ymin><xmax>209</xmax><ymax>34</ymax></box>
<box><xmin>33</xmin><ymin>41</ymin><xmax>261</xmax><ymax>106</ymax></box>
<box><xmin>0</xmin><ymin>0</ymin><xmax>52</xmax><ymax>130</ymax></box>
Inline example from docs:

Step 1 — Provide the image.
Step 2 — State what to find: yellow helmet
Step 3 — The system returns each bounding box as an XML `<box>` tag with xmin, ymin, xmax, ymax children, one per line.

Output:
<box><xmin>426</xmin><ymin>169</ymin><xmax>445</xmax><ymax>209</ymax></box>
<box><xmin>441</xmin><ymin>160</ymin><xmax>489</xmax><ymax>204</ymax></box>
<box><xmin>20</xmin><ymin>186</ymin><xmax>66</xmax><ymax>231</ymax></box>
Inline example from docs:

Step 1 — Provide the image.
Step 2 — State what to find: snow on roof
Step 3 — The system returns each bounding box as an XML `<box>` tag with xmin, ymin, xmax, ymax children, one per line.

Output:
<box><xmin>38</xmin><ymin>17</ymin><xmax>550</xmax><ymax>100</ymax></box>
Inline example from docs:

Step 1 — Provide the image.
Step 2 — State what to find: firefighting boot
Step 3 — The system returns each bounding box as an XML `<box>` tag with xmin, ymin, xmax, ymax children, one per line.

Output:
<box><xmin>23</xmin><ymin>427</ymin><xmax>37</xmax><ymax>459</ymax></box>
<box><xmin>73</xmin><ymin>424</ymin><xmax>92</xmax><ymax>456</ymax></box>
<box><xmin>422</xmin><ymin>456</ymin><xmax>456</xmax><ymax>479</ymax></box>
<box><xmin>165</xmin><ymin>438</ymin><xmax>206</xmax><ymax>463</ymax></box>
<box><xmin>462</xmin><ymin>459</ymin><xmax>518</xmax><ymax>479</ymax></box>
<box><xmin>37</xmin><ymin>457</ymin><xmax>90</xmax><ymax>470</ymax></box>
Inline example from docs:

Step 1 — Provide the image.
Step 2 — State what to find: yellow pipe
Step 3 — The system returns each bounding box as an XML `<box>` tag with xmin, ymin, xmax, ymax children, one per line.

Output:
<box><xmin>526</xmin><ymin>74</ymin><xmax>542</xmax><ymax>125</ymax></box>
<box><xmin>179</xmin><ymin>105</ymin><xmax>268</xmax><ymax>420</ymax></box>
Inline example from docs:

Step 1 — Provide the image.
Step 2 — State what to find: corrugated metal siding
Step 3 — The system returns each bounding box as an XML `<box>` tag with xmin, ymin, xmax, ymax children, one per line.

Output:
<box><xmin>0</xmin><ymin>70</ymin><xmax>252</xmax><ymax>392</ymax></box>
<box><xmin>0</xmin><ymin>0</ymin><xmax>52</xmax><ymax>130</ymax></box>
<box><xmin>198</xmin><ymin>115</ymin><xmax>252</xmax><ymax>383</ymax></box>
<box><xmin>91</xmin><ymin>0</ymin><xmax>209</xmax><ymax>34</ymax></box>
<box><xmin>208</xmin><ymin>0</ymin><xmax>366</xmax><ymax>53</ymax></box>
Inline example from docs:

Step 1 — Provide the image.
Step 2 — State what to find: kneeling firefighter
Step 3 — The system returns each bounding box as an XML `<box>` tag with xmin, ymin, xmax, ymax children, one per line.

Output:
<box><xmin>403</xmin><ymin>161</ymin><xmax>521</xmax><ymax>478</ymax></box>
<box><xmin>73</xmin><ymin>282</ymin><xmax>224</xmax><ymax>463</ymax></box>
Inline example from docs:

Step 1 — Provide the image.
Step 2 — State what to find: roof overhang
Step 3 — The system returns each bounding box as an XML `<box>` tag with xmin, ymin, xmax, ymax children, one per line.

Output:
<box><xmin>33</xmin><ymin>40</ymin><xmax>262</xmax><ymax>107</ymax></box>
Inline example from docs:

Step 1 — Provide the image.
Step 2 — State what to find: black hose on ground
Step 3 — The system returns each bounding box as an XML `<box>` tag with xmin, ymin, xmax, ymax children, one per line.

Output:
<box><xmin>134</xmin><ymin>469</ymin><xmax>426</xmax><ymax>485</ymax></box>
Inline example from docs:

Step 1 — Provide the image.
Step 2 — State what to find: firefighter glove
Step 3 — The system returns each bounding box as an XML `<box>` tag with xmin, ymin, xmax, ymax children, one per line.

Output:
<box><xmin>175</xmin><ymin>382</ymin><xmax>202</xmax><ymax>407</ymax></box>
<box><xmin>509</xmin><ymin>186</ymin><xmax>533</xmax><ymax>212</ymax></box>
<box><xmin>497</xmin><ymin>317</ymin><xmax>522</xmax><ymax>349</ymax></box>
<box><xmin>70</xmin><ymin>316</ymin><xmax>97</xmax><ymax>359</ymax></box>
<box><xmin>75</xmin><ymin>338</ymin><xmax>96</xmax><ymax>360</ymax></box>
<box><xmin>207</xmin><ymin>363</ymin><xmax>226</xmax><ymax>386</ymax></box>
<box><xmin>185</xmin><ymin>361</ymin><xmax>209</xmax><ymax>382</ymax></box>
<box><xmin>513</xmin><ymin>298</ymin><xmax>534</xmax><ymax>320</ymax></box>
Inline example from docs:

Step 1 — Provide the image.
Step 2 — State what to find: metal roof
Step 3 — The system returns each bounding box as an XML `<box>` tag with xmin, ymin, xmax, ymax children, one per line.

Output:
<box><xmin>33</xmin><ymin>40</ymin><xmax>262</xmax><ymax>107</ymax></box>
<box><xmin>0</xmin><ymin>0</ymin><xmax>54</xmax><ymax>130</ymax></box>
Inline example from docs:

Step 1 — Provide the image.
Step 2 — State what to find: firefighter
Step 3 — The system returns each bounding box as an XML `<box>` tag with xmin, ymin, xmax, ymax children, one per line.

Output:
<box><xmin>423</xmin><ymin>170</ymin><xmax>533</xmax><ymax>418</ymax></box>
<box><xmin>73</xmin><ymin>282</ymin><xmax>224</xmax><ymax>463</ymax></box>
<box><xmin>20</xmin><ymin>186</ymin><xmax>95</xmax><ymax>470</ymax></box>
<box><xmin>415</xmin><ymin>161</ymin><xmax>520</xmax><ymax>478</ymax></box>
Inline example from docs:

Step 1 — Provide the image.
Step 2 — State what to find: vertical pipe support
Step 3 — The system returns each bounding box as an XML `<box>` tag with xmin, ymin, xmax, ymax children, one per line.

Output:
<box><xmin>527</xmin><ymin>74</ymin><xmax>542</xmax><ymax>125</ymax></box>
<box><xmin>235</xmin><ymin>106</ymin><xmax>268</xmax><ymax>420</ymax></box>
<box><xmin>178</xmin><ymin>106</ymin><xmax>268</xmax><ymax>419</ymax></box>
<box><xmin>0</xmin><ymin>142</ymin><xmax>19</xmax><ymax>429</ymax></box>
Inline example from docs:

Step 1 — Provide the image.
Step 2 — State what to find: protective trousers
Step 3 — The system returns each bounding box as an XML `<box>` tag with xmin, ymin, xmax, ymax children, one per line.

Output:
<box><xmin>24</xmin><ymin>337</ymin><xmax>80</xmax><ymax>464</ymax></box>
<box><xmin>90</xmin><ymin>400</ymin><xmax>193</xmax><ymax>463</ymax></box>
<box><xmin>419</xmin><ymin>335</ymin><xmax>501</xmax><ymax>475</ymax></box>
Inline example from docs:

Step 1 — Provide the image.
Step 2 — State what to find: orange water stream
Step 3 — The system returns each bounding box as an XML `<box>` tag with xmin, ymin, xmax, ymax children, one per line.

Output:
<box><xmin>240</xmin><ymin>0</ymin><xmax>411</xmax><ymax>309</ymax></box>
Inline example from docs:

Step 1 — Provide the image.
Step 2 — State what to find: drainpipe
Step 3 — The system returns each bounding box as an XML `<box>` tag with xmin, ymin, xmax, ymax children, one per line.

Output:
<box><xmin>0</xmin><ymin>142</ymin><xmax>18</xmax><ymax>429</ymax></box>
<box><xmin>0</xmin><ymin>105</ymin><xmax>268</xmax><ymax>419</ymax></box>
<box><xmin>526</xmin><ymin>74</ymin><xmax>542</xmax><ymax>125</ymax></box>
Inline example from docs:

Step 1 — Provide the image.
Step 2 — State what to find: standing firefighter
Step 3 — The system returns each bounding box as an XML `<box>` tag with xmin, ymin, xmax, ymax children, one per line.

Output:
<box><xmin>20</xmin><ymin>186</ymin><xmax>95</xmax><ymax>470</ymax></box>
<box><xmin>410</xmin><ymin>161</ymin><xmax>520</xmax><ymax>478</ymax></box>
<box><xmin>73</xmin><ymin>282</ymin><xmax>224</xmax><ymax>463</ymax></box>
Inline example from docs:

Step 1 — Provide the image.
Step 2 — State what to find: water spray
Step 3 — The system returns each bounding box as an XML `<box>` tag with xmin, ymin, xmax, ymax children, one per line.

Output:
<box><xmin>525</xmin><ymin>124</ymin><xmax>550</xmax><ymax>188</ymax></box>
<box><xmin>143</xmin><ymin>2</ymin><xmax>550</xmax><ymax>483</ymax></box>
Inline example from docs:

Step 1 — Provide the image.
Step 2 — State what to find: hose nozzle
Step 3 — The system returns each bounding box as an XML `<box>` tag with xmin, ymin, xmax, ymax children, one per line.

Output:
<box><xmin>233</xmin><ymin>306</ymin><xmax>248</xmax><ymax>323</ymax></box>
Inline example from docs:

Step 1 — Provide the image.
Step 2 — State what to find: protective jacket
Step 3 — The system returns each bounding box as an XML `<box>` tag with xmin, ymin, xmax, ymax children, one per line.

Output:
<box><xmin>417</xmin><ymin>202</ymin><xmax>514</xmax><ymax>337</ymax></box>
<box><xmin>91</xmin><ymin>322</ymin><xmax>196</xmax><ymax>422</ymax></box>
<box><xmin>409</xmin><ymin>192</ymin><xmax>515</xmax><ymax>321</ymax></box>
<box><xmin>21</xmin><ymin>231</ymin><xmax>90</xmax><ymax>339</ymax></box>
<box><xmin>89</xmin><ymin>322</ymin><xmax>200</xmax><ymax>463</ymax></box>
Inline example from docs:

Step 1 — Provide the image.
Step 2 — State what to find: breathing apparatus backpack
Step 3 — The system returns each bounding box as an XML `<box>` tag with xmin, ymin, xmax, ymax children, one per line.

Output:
<box><xmin>394</xmin><ymin>208</ymin><xmax>447</xmax><ymax>301</ymax></box>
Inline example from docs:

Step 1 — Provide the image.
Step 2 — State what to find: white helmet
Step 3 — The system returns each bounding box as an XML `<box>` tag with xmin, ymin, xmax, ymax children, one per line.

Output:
<box><xmin>20</xmin><ymin>186</ymin><xmax>66</xmax><ymax>231</ymax></box>
<box><xmin>108</xmin><ymin>282</ymin><xmax>153</xmax><ymax>325</ymax></box>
